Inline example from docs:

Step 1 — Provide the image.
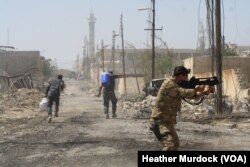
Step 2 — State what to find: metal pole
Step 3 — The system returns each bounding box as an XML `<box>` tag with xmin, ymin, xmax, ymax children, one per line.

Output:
<box><xmin>211</xmin><ymin>0</ymin><xmax>215</xmax><ymax>76</ymax></box>
<box><xmin>112</xmin><ymin>31</ymin><xmax>116</xmax><ymax>72</ymax></box>
<box><xmin>101</xmin><ymin>40</ymin><xmax>104</xmax><ymax>72</ymax></box>
<box><xmin>152</xmin><ymin>0</ymin><xmax>155</xmax><ymax>79</ymax></box>
<box><xmin>132</xmin><ymin>47</ymin><xmax>141</xmax><ymax>94</ymax></box>
<box><xmin>215</xmin><ymin>0</ymin><xmax>223</xmax><ymax>114</ymax></box>
<box><xmin>120</xmin><ymin>14</ymin><xmax>127</xmax><ymax>98</ymax></box>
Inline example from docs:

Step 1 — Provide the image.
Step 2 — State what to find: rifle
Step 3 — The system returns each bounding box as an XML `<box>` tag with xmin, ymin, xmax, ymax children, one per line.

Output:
<box><xmin>178</xmin><ymin>76</ymin><xmax>219</xmax><ymax>89</ymax></box>
<box><xmin>147</xmin><ymin>76</ymin><xmax>219</xmax><ymax>97</ymax></box>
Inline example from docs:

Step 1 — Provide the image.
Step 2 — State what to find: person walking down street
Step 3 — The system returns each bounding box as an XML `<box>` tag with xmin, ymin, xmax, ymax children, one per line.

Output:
<box><xmin>45</xmin><ymin>74</ymin><xmax>65</xmax><ymax>123</ymax></box>
<box><xmin>149</xmin><ymin>66</ymin><xmax>215</xmax><ymax>151</ymax></box>
<box><xmin>98</xmin><ymin>71</ymin><xmax>123</xmax><ymax>119</ymax></box>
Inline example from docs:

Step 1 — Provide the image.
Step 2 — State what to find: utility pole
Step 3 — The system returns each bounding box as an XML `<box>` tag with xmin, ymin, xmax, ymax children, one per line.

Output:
<box><xmin>82</xmin><ymin>38</ymin><xmax>86</xmax><ymax>75</ymax></box>
<box><xmin>112</xmin><ymin>31</ymin><xmax>116</xmax><ymax>72</ymax></box>
<box><xmin>143</xmin><ymin>0</ymin><xmax>162</xmax><ymax>80</ymax></box>
<box><xmin>97</xmin><ymin>46</ymin><xmax>100</xmax><ymax>86</ymax></box>
<box><xmin>205</xmin><ymin>0</ymin><xmax>215</xmax><ymax>76</ymax></box>
<box><xmin>101</xmin><ymin>41</ymin><xmax>109</xmax><ymax>72</ymax></box>
<box><xmin>152</xmin><ymin>0</ymin><xmax>156</xmax><ymax>80</ymax></box>
<box><xmin>120</xmin><ymin>14</ymin><xmax>127</xmax><ymax>98</ymax></box>
<box><xmin>112</xmin><ymin>31</ymin><xmax>119</xmax><ymax>72</ymax></box>
<box><xmin>76</xmin><ymin>53</ymin><xmax>80</xmax><ymax>78</ymax></box>
<box><xmin>101</xmin><ymin>40</ymin><xmax>104</xmax><ymax>72</ymax></box>
<box><xmin>215</xmin><ymin>0</ymin><xmax>223</xmax><ymax>114</ymax></box>
<box><xmin>131</xmin><ymin>46</ymin><xmax>141</xmax><ymax>95</ymax></box>
<box><xmin>211</xmin><ymin>0</ymin><xmax>215</xmax><ymax>77</ymax></box>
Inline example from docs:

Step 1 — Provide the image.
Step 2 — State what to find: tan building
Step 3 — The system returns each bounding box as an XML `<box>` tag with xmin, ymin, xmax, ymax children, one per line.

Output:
<box><xmin>183</xmin><ymin>56</ymin><xmax>250</xmax><ymax>101</ymax></box>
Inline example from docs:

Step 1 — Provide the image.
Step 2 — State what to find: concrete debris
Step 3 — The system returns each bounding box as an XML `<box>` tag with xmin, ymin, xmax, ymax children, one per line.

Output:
<box><xmin>0</xmin><ymin>88</ymin><xmax>44</xmax><ymax>113</ymax></box>
<box><xmin>118</xmin><ymin>93</ymin><xmax>249</xmax><ymax>120</ymax></box>
<box><xmin>117</xmin><ymin>95</ymin><xmax>156</xmax><ymax>119</ymax></box>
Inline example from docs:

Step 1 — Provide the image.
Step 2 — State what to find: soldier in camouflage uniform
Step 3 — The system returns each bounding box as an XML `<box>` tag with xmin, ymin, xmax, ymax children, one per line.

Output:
<box><xmin>149</xmin><ymin>66</ymin><xmax>215</xmax><ymax>151</ymax></box>
<box><xmin>45</xmin><ymin>74</ymin><xmax>65</xmax><ymax>123</ymax></box>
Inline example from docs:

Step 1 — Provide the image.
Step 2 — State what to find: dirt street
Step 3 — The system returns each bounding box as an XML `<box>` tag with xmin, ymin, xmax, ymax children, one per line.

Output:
<box><xmin>0</xmin><ymin>79</ymin><xmax>158</xmax><ymax>167</ymax></box>
<box><xmin>1</xmin><ymin>79</ymin><xmax>250</xmax><ymax>167</ymax></box>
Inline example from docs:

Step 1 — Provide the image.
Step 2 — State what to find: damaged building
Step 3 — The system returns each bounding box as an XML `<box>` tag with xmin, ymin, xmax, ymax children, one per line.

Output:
<box><xmin>0</xmin><ymin>49</ymin><xmax>52</xmax><ymax>93</ymax></box>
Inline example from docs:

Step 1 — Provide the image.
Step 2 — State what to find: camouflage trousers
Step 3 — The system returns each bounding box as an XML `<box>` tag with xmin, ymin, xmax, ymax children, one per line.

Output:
<box><xmin>159</xmin><ymin>122</ymin><xmax>180</xmax><ymax>151</ymax></box>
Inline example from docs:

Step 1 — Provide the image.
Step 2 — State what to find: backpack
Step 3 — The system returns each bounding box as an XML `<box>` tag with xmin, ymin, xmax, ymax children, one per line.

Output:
<box><xmin>101</xmin><ymin>72</ymin><xmax>111</xmax><ymax>87</ymax></box>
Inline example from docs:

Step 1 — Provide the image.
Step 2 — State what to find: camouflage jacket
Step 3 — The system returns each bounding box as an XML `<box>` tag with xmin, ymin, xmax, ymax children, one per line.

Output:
<box><xmin>150</xmin><ymin>78</ymin><xmax>197</xmax><ymax>124</ymax></box>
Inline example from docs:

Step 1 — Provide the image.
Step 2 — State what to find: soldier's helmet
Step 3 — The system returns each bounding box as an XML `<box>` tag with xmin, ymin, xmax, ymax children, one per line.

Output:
<box><xmin>173</xmin><ymin>66</ymin><xmax>191</xmax><ymax>76</ymax></box>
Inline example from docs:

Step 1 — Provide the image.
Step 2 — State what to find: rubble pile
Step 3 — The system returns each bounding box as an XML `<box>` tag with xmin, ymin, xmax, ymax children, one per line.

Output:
<box><xmin>118</xmin><ymin>93</ymin><xmax>249</xmax><ymax>120</ymax></box>
<box><xmin>179</xmin><ymin>95</ymin><xmax>250</xmax><ymax>120</ymax></box>
<box><xmin>118</xmin><ymin>95</ymin><xmax>156</xmax><ymax>118</ymax></box>
<box><xmin>0</xmin><ymin>88</ymin><xmax>44</xmax><ymax>112</ymax></box>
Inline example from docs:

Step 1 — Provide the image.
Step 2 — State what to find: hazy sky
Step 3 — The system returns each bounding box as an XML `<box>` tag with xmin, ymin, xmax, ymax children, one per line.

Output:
<box><xmin>1</xmin><ymin>0</ymin><xmax>249</xmax><ymax>69</ymax></box>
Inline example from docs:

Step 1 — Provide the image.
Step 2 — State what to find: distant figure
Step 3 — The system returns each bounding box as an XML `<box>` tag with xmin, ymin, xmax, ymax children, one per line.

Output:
<box><xmin>45</xmin><ymin>74</ymin><xmax>65</xmax><ymax>123</ymax></box>
<box><xmin>149</xmin><ymin>66</ymin><xmax>215</xmax><ymax>151</ymax></box>
<box><xmin>98</xmin><ymin>71</ymin><xmax>123</xmax><ymax>119</ymax></box>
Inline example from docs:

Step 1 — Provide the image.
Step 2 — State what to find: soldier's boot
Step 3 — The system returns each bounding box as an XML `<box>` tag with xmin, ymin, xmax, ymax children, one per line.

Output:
<box><xmin>112</xmin><ymin>111</ymin><xmax>117</xmax><ymax>118</ymax></box>
<box><xmin>55</xmin><ymin>106</ymin><xmax>59</xmax><ymax>117</ymax></box>
<box><xmin>105</xmin><ymin>113</ymin><xmax>110</xmax><ymax>119</ymax></box>
<box><xmin>48</xmin><ymin>108</ymin><xmax>52</xmax><ymax>123</ymax></box>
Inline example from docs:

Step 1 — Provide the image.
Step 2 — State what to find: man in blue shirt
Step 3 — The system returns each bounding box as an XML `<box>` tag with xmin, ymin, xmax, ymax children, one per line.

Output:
<box><xmin>98</xmin><ymin>71</ymin><xmax>123</xmax><ymax>119</ymax></box>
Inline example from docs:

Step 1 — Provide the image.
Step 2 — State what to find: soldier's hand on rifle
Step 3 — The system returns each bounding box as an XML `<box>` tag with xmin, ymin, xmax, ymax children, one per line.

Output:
<box><xmin>204</xmin><ymin>86</ymin><xmax>215</xmax><ymax>94</ymax></box>
<box><xmin>194</xmin><ymin>85</ymin><xmax>205</xmax><ymax>95</ymax></box>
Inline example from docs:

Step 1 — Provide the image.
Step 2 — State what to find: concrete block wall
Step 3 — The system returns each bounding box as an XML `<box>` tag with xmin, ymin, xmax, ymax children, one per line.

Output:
<box><xmin>0</xmin><ymin>51</ymin><xmax>43</xmax><ymax>89</ymax></box>
<box><xmin>0</xmin><ymin>51</ymin><xmax>41</xmax><ymax>75</ymax></box>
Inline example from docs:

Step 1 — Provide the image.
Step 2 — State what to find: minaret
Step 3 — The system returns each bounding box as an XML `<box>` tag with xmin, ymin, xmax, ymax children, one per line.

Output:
<box><xmin>88</xmin><ymin>12</ymin><xmax>96</xmax><ymax>63</ymax></box>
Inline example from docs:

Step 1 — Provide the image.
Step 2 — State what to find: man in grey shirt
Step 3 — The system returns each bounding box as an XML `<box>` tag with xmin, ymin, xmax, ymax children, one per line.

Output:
<box><xmin>45</xmin><ymin>74</ymin><xmax>65</xmax><ymax>123</ymax></box>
